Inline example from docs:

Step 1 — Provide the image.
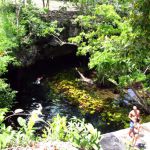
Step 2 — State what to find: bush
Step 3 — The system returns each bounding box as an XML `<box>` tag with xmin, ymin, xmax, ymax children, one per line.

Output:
<box><xmin>0</xmin><ymin>106</ymin><xmax>42</xmax><ymax>149</ymax></box>
<box><xmin>0</xmin><ymin>107</ymin><xmax>101</xmax><ymax>150</ymax></box>
<box><xmin>43</xmin><ymin>114</ymin><xmax>101</xmax><ymax>150</ymax></box>
<box><xmin>0</xmin><ymin>79</ymin><xmax>16</xmax><ymax>108</ymax></box>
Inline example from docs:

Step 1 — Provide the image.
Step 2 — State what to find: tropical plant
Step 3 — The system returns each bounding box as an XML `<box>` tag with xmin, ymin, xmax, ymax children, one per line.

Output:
<box><xmin>15</xmin><ymin>105</ymin><xmax>42</xmax><ymax>146</ymax></box>
<box><xmin>66</xmin><ymin>116</ymin><xmax>101</xmax><ymax>150</ymax></box>
<box><xmin>43</xmin><ymin>114</ymin><xmax>67</xmax><ymax>141</ymax></box>
<box><xmin>69</xmin><ymin>3</ymin><xmax>150</xmax><ymax>113</ymax></box>
<box><xmin>0</xmin><ymin>108</ymin><xmax>14</xmax><ymax>149</ymax></box>
<box><xmin>42</xmin><ymin>114</ymin><xmax>101</xmax><ymax>150</ymax></box>
<box><xmin>0</xmin><ymin>0</ymin><xmax>63</xmax><ymax>64</ymax></box>
<box><xmin>0</xmin><ymin>105</ymin><xmax>43</xmax><ymax>149</ymax></box>
<box><xmin>1</xmin><ymin>109</ymin><xmax>101</xmax><ymax>149</ymax></box>
<box><xmin>0</xmin><ymin>0</ymin><xmax>63</xmax><ymax>108</ymax></box>
<box><xmin>0</xmin><ymin>79</ymin><xmax>16</xmax><ymax>108</ymax></box>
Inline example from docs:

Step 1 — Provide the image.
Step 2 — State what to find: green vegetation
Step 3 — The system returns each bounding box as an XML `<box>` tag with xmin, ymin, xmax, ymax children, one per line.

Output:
<box><xmin>0</xmin><ymin>107</ymin><xmax>43</xmax><ymax>149</ymax></box>
<box><xmin>0</xmin><ymin>1</ymin><xmax>101</xmax><ymax>149</ymax></box>
<box><xmin>0</xmin><ymin>1</ymin><xmax>17</xmax><ymax>108</ymax></box>
<box><xmin>0</xmin><ymin>79</ymin><xmax>16</xmax><ymax>108</ymax></box>
<box><xmin>0</xmin><ymin>108</ymin><xmax>100</xmax><ymax>150</ymax></box>
<box><xmin>69</xmin><ymin>1</ymin><xmax>150</xmax><ymax>113</ymax></box>
<box><xmin>48</xmin><ymin>70</ymin><xmax>129</xmax><ymax>128</ymax></box>
<box><xmin>43</xmin><ymin>114</ymin><xmax>101</xmax><ymax>150</ymax></box>
<box><xmin>49</xmin><ymin>71</ymin><xmax>115</xmax><ymax>115</ymax></box>
<box><xmin>0</xmin><ymin>0</ymin><xmax>62</xmax><ymax>108</ymax></box>
<box><xmin>0</xmin><ymin>0</ymin><xmax>150</xmax><ymax>149</ymax></box>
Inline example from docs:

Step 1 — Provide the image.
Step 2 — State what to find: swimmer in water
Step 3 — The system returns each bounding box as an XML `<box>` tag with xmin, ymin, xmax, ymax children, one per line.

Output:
<box><xmin>35</xmin><ymin>76</ymin><xmax>43</xmax><ymax>85</ymax></box>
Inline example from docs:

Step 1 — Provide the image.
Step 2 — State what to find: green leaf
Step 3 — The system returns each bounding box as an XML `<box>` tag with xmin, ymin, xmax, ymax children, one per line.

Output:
<box><xmin>17</xmin><ymin>117</ymin><xmax>26</xmax><ymax>127</ymax></box>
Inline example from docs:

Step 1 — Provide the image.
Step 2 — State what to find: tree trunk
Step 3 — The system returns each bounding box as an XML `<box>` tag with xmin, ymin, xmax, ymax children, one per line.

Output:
<box><xmin>46</xmin><ymin>0</ymin><xmax>50</xmax><ymax>10</ymax></box>
<box><xmin>42</xmin><ymin>0</ymin><xmax>45</xmax><ymax>8</ymax></box>
<box><xmin>15</xmin><ymin>2</ymin><xmax>21</xmax><ymax>28</ymax></box>
<box><xmin>75</xmin><ymin>68</ymin><xmax>94</xmax><ymax>85</ymax></box>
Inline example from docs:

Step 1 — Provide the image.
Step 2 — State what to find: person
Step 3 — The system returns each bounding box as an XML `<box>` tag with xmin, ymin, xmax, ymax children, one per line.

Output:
<box><xmin>35</xmin><ymin>76</ymin><xmax>43</xmax><ymax>85</ymax></box>
<box><xmin>132</xmin><ymin>118</ymin><xmax>142</xmax><ymax>147</ymax></box>
<box><xmin>128</xmin><ymin>106</ymin><xmax>140</xmax><ymax>137</ymax></box>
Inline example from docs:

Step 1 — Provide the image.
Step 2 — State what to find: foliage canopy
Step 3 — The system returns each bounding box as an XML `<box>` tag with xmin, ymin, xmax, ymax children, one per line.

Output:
<box><xmin>69</xmin><ymin>1</ymin><xmax>150</xmax><ymax>112</ymax></box>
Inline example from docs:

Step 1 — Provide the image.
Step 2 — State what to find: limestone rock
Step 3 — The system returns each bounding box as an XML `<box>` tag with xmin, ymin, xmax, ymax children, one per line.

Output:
<box><xmin>100</xmin><ymin>133</ymin><xmax>126</xmax><ymax>150</ymax></box>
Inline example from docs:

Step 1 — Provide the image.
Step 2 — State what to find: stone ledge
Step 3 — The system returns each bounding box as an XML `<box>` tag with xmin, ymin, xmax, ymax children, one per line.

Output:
<box><xmin>100</xmin><ymin>122</ymin><xmax>150</xmax><ymax>150</ymax></box>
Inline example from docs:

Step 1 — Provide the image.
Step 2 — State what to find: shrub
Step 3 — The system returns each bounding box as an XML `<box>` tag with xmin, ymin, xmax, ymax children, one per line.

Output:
<box><xmin>0</xmin><ymin>106</ymin><xmax>42</xmax><ymax>149</ymax></box>
<box><xmin>0</xmin><ymin>79</ymin><xmax>16</xmax><ymax>108</ymax></box>
<box><xmin>43</xmin><ymin>114</ymin><xmax>101</xmax><ymax>150</ymax></box>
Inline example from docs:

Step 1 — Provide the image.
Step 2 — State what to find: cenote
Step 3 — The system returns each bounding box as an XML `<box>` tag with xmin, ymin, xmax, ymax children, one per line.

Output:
<box><xmin>7</xmin><ymin>53</ymin><xmax>129</xmax><ymax>134</ymax></box>
<box><xmin>1</xmin><ymin>1</ymin><xmax>150</xmax><ymax>150</ymax></box>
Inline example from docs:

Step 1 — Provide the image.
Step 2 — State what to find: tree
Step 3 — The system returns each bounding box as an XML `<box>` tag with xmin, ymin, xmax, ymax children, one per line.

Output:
<box><xmin>0</xmin><ymin>2</ymin><xmax>17</xmax><ymax>108</ymax></box>
<box><xmin>69</xmin><ymin>2</ymin><xmax>150</xmax><ymax>113</ymax></box>
<box><xmin>0</xmin><ymin>0</ymin><xmax>62</xmax><ymax>108</ymax></box>
<box><xmin>42</xmin><ymin>0</ymin><xmax>50</xmax><ymax>10</ymax></box>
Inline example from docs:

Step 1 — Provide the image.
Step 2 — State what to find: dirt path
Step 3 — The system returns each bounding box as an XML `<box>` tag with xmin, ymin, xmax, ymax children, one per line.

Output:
<box><xmin>10</xmin><ymin>0</ymin><xmax>77</xmax><ymax>11</ymax></box>
<box><xmin>32</xmin><ymin>0</ymin><xmax>77</xmax><ymax>11</ymax></box>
